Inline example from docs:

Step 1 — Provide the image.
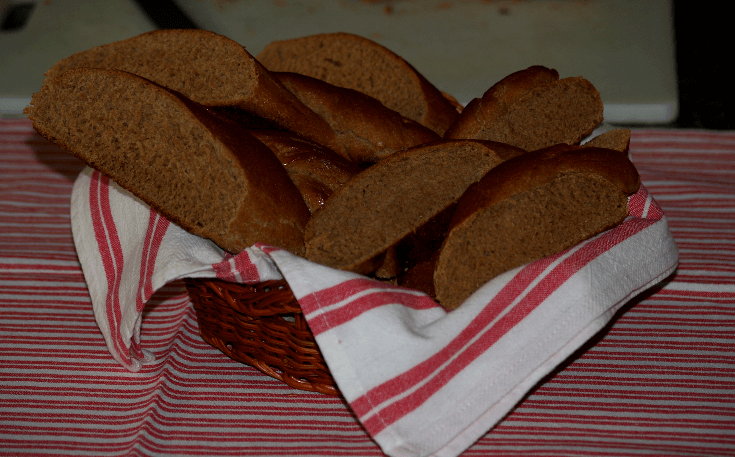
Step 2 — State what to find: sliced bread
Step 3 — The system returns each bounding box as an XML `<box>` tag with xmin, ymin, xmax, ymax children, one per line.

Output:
<box><xmin>433</xmin><ymin>144</ymin><xmax>640</xmax><ymax>309</ymax></box>
<box><xmin>304</xmin><ymin>140</ymin><xmax>526</xmax><ymax>274</ymax></box>
<box><xmin>25</xmin><ymin>68</ymin><xmax>311</xmax><ymax>255</ymax></box>
<box><xmin>43</xmin><ymin>29</ymin><xmax>346</xmax><ymax>158</ymax></box>
<box><xmin>274</xmin><ymin>71</ymin><xmax>439</xmax><ymax>164</ymax></box>
<box><xmin>444</xmin><ymin>66</ymin><xmax>604</xmax><ymax>151</ymax></box>
<box><xmin>256</xmin><ymin>32</ymin><xmax>459</xmax><ymax>136</ymax></box>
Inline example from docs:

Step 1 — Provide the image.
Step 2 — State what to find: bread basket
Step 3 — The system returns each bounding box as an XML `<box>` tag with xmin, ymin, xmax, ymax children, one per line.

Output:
<box><xmin>184</xmin><ymin>278</ymin><xmax>338</xmax><ymax>396</ymax></box>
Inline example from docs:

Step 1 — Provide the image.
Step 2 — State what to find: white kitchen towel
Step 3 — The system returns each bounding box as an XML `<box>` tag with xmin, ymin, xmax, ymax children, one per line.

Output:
<box><xmin>70</xmin><ymin>166</ymin><xmax>679</xmax><ymax>457</ymax></box>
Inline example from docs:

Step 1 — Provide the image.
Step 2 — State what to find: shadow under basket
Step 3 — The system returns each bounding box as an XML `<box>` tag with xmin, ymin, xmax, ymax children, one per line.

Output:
<box><xmin>185</xmin><ymin>277</ymin><xmax>339</xmax><ymax>396</ymax></box>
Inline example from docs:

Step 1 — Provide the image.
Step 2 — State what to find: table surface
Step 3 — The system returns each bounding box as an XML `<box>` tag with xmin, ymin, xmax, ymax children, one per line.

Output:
<box><xmin>1</xmin><ymin>119</ymin><xmax>734</xmax><ymax>456</ymax></box>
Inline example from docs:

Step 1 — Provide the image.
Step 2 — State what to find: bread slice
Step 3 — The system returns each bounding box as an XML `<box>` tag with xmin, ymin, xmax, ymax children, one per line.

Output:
<box><xmin>274</xmin><ymin>72</ymin><xmax>440</xmax><ymax>164</ymax></box>
<box><xmin>25</xmin><ymin>68</ymin><xmax>311</xmax><ymax>255</ymax></box>
<box><xmin>304</xmin><ymin>140</ymin><xmax>526</xmax><ymax>274</ymax></box>
<box><xmin>399</xmin><ymin>128</ymin><xmax>631</xmax><ymax>298</ymax></box>
<box><xmin>256</xmin><ymin>32</ymin><xmax>459</xmax><ymax>136</ymax></box>
<box><xmin>446</xmin><ymin>66</ymin><xmax>560</xmax><ymax>139</ymax></box>
<box><xmin>43</xmin><ymin>29</ymin><xmax>347</xmax><ymax>159</ymax></box>
<box><xmin>248</xmin><ymin>129</ymin><xmax>361</xmax><ymax>213</ymax></box>
<box><xmin>433</xmin><ymin>144</ymin><xmax>640</xmax><ymax>309</ymax></box>
<box><xmin>584</xmin><ymin>128</ymin><xmax>631</xmax><ymax>154</ymax></box>
<box><xmin>444</xmin><ymin>66</ymin><xmax>604</xmax><ymax>151</ymax></box>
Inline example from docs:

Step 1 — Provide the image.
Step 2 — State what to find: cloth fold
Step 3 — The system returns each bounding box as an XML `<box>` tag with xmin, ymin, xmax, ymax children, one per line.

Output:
<box><xmin>70</xmin><ymin>166</ymin><xmax>678</xmax><ymax>457</ymax></box>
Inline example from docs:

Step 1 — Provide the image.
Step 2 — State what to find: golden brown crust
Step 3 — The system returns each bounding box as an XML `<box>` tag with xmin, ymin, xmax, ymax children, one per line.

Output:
<box><xmin>27</xmin><ymin>68</ymin><xmax>310</xmax><ymax>255</ymax></box>
<box><xmin>256</xmin><ymin>32</ymin><xmax>459</xmax><ymax>136</ymax></box>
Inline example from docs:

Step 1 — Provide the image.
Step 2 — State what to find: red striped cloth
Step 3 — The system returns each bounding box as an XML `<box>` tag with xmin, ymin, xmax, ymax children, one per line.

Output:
<box><xmin>1</xmin><ymin>118</ymin><xmax>733</xmax><ymax>456</ymax></box>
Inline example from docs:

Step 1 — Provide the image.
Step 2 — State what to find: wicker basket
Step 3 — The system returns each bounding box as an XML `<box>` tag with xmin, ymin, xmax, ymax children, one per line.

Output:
<box><xmin>185</xmin><ymin>278</ymin><xmax>338</xmax><ymax>396</ymax></box>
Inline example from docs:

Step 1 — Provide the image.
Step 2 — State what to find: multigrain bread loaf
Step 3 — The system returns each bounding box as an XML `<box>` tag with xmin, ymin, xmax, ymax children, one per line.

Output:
<box><xmin>304</xmin><ymin>140</ymin><xmax>527</xmax><ymax>275</ymax></box>
<box><xmin>25</xmin><ymin>68</ymin><xmax>311</xmax><ymax>255</ymax></box>
<box><xmin>248</xmin><ymin>129</ymin><xmax>361</xmax><ymax>213</ymax></box>
<box><xmin>444</xmin><ymin>66</ymin><xmax>604</xmax><ymax>151</ymax></box>
<box><xmin>274</xmin><ymin>71</ymin><xmax>440</xmax><ymax>164</ymax></box>
<box><xmin>584</xmin><ymin>128</ymin><xmax>631</xmax><ymax>154</ymax></box>
<box><xmin>256</xmin><ymin>32</ymin><xmax>459</xmax><ymax>136</ymax></box>
<box><xmin>433</xmin><ymin>144</ymin><xmax>641</xmax><ymax>309</ymax></box>
<box><xmin>43</xmin><ymin>29</ymin><xmax>348</xmax><ymax>159</ymax></box>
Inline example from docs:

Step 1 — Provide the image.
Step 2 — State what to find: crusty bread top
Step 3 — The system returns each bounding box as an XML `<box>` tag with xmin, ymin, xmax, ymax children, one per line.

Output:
<box><xmin>26</xmin><ymin>68</ymin><xmax>310</xmax><ymax>255</ymax></box>
<box><xmin>43</xmin><ymin>29</ymin><xmax>345</xmax><ymax>158</ymax></box>
<box><xmin>445</xmin><ymin>66</ymin><xmax>604</xmax><ymax>151</ymax></box>
<box><xmin>445</xmin><ymin>66</ymin><xmax>559</xmax><ymax>139</ymax></box>
<box><xmin>304</xmin><ymin>139</ymin><xmax>526</xmax><ymax>274</ymax></box>
<box><xmin>256</xmin><ymin>32</ymin><xmax>459</xmax><ymax>136</ymax></box>
<box><xmin>275</xmin><ymin>71</ymin><xmax>440</xmax><ymax>164</ymax></box>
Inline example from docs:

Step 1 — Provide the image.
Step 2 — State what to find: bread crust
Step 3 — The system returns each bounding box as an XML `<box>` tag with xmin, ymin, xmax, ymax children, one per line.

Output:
<box><xmin>445</xmin><ymin>66</ymin><xmax>603</xmax><ymax>151</ymax></box>
<box><xmin>275</xmin><ymin>71</ymin><xmax>440</xmax><ymax>164</ymax></box>
<box><xmin>27</xmin><ymin>68</ymin><xmax>310</xmax><ymax>255</ymax></box>
<box><xmin>445</xmin><ymin>66</ymin><xmax>559</xmax><ymax>140</ymax></box>
<box><xmin>256</xmin><ymin>32</ymin><xmax>459</xmax><ymax>136</ymax></box>
<box><xmin>434</xmin><ymin>144</ymin><xmax>640</xmax><ymax>308</ymax></box>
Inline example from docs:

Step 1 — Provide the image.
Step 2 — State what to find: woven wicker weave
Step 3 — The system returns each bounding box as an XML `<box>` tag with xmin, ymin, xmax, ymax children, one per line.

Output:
<box><xmin>185</xmin><ymin>278</ymin><xmax>338</xmax><ymax>396</ymax></box>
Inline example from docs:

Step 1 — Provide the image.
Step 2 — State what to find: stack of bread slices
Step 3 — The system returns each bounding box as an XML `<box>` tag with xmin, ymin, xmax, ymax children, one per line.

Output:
<box><xmin>25</xmin><ymin>29</ymin><xmax>639</xmax><ymax>310</ymax></box>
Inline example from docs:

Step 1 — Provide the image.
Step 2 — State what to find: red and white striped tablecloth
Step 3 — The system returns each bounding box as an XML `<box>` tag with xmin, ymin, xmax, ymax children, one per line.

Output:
<box><xmin>1</xmin><ymin>118</ymin><xmax>734</xmax><ymax>456</ymax></box>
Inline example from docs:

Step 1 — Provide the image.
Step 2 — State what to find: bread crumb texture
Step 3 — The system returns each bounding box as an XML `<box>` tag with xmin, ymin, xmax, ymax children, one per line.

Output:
<box><xmin>45</xmin><ymin>29</ymin><xmax>258</xmax><ymax>105</ymax></box>
<box><xmin>435</xmin><ymin>172</ymin><xmax>632</xmax><ymax>309</ymax></box>
<box><xmin>304</xmin><ymin>141</ymin><xmax>507</xmax><ymax>272</ymax></box>
<box><xmin>257</xmin><ymin>32</ymin><xmax>458</xmax><ymax>135</ymax></box>
<box><xmin>27</xmin><ymin>68</ymin><xmax>310</xmax><ymax>255</ymax></box>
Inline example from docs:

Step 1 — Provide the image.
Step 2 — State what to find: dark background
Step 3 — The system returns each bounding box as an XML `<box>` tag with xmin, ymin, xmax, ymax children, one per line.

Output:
<box><xmin>672</xmin><ymin>2</ymin><xmax>732</xmax><ymax>129</ymax></box>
